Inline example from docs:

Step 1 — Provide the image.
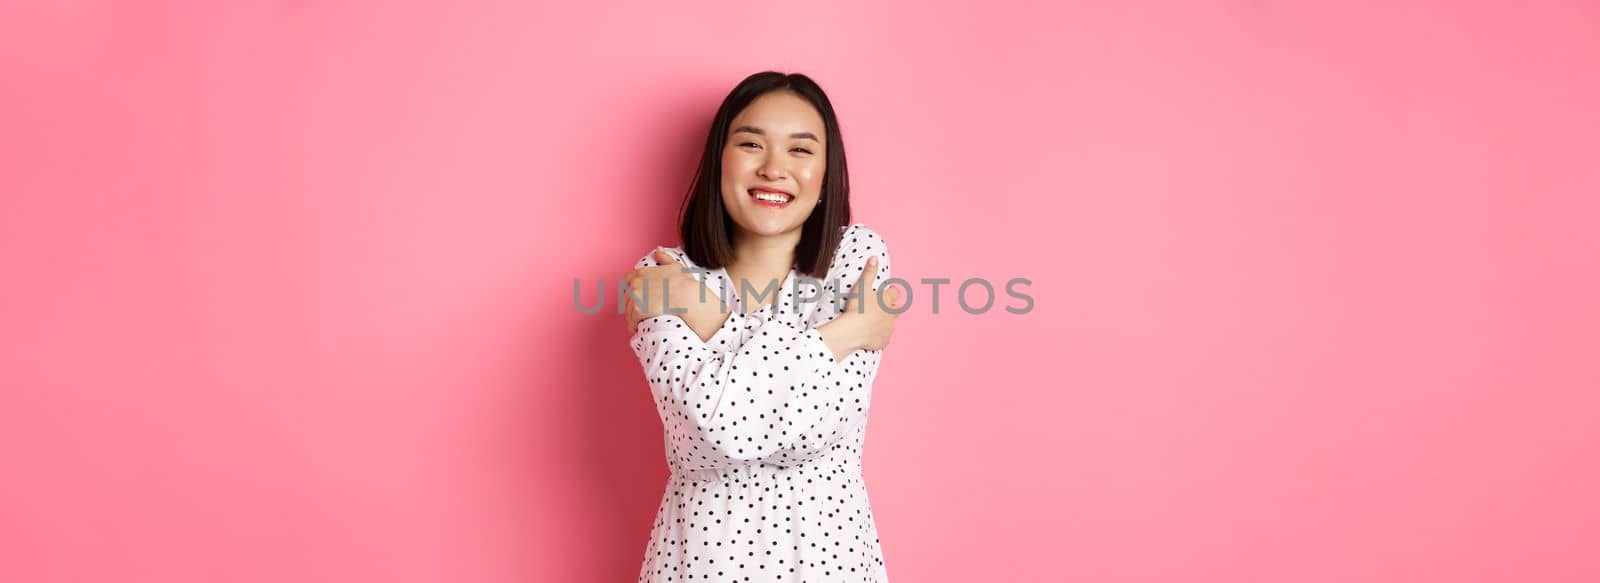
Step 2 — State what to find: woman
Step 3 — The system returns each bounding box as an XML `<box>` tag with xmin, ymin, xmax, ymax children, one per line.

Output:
<box><xmin>623</xmin><ymin>71</ymin><xmax>901</xmax><ymax>582</ymax></box>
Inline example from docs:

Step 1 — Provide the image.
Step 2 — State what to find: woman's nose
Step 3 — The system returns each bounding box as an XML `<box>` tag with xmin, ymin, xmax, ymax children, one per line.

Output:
<box><xmin>758</xmin><ymin>157</ymin><xmax>786</xmax><ymax>179</ymax></box>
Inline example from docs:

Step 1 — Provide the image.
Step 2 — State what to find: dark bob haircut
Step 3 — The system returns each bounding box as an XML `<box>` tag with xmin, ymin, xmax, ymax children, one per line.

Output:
<box><xmin>678</xmin><ymin>71</ymin><xmax>850</xmax><ymax>279</ymax></box>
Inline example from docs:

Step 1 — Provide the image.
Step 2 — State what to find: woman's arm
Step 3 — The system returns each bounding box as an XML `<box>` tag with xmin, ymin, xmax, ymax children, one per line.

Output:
<box><xmin>626</xmin><ymin>228</ymin><xmax>898</xmax><ymax>469</ymax></box>
<box><xmin>630</xmin><ymin>313</ymin><xmax>875</xmax><ymax>469</ymax></box>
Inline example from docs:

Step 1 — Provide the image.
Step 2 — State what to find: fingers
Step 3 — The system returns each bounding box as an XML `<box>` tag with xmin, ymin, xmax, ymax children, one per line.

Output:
<box><xmin>625</xmin><ymin>294</ymin><xmax>653</xmax><ymax>332</ymax></box>
<box><xmin>622</xmin><ymin>247</ymin><xmax>676</xmax><ymax>296</ymax></box>
<box><xmin>857</xmin><ymin>256</ymin><xmax>880</xmax><ymax>290</ymax></box>
<box><xmin>653</xmin><ymin>247</ymin><xmax>680</xmax><ymax>267</ymax></box>
<box><xmin>623</xmin><ymin>294</ymin><xmax>637</xmax><ymax>332</ymax></box>
<box><xmin>625</xmin><ymin>247</ymin><xmax>687</xmax><ymax>334</ymax></box>
<box><xmin>624</xmin><ymin>265</ymin><xmax>657</xmax><ymax>293</ymax></box>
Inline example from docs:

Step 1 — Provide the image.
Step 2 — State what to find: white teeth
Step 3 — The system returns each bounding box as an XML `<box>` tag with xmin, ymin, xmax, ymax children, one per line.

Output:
<box><xmin>752</xmin><ymin>191</ymin><xmax>792</xmax><ymax>204</ymax></box>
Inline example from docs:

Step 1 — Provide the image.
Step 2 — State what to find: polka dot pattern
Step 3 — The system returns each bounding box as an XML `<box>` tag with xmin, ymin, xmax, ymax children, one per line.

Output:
<box><xmin>629</xmin><ymin>224</ymin><xmax>893</xmax><ymax>581</ymax></box>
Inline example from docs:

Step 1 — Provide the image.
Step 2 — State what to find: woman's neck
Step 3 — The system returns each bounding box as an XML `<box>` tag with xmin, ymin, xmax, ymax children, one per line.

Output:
<box><xmin>725</xmin><ymin>228</ymin><xmax>800</xmax><ymax>306</ymax></box>
<box><xmin>728</xmin><ymin>228</ymin><xmax>800</xmax><ymax>274</ymax></box>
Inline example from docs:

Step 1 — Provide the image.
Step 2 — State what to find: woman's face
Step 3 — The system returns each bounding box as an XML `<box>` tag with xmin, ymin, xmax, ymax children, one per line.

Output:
<box><xmin>719</xmin><ymin>90</ymin><xmax>826</xmax><ymax>239</ymax></box>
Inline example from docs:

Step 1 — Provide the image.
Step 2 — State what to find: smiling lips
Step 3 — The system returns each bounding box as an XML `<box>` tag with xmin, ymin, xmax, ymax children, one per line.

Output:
<box><xmin>748</xmin><ymin>187</ymin><xmax>795</xmax><ymax>208</ymax></box>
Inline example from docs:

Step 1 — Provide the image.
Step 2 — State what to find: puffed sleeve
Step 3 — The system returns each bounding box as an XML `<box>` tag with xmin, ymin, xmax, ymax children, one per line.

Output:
<box><xmin>628</xmin><ymin>226</ymin><xmax>894</xmax><ymax>471</ymax></box>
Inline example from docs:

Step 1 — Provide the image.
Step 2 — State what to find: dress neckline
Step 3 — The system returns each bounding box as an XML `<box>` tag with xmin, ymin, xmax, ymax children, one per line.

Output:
<box><xmin>715</xmin><ymin>266</ymin><xmax>796</xmax><ymax>317</ymax></box>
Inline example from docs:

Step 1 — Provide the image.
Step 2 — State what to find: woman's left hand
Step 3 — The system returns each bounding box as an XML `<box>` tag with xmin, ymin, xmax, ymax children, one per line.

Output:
<box><xmin>623</xmin><ymin>248</ymin><xmax>729</xmax><ymax>340</ymax></box>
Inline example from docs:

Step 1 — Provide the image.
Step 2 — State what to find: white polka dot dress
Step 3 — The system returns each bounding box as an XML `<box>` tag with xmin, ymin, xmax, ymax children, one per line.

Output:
<box><xmin>629</xmin><ymin>223</ymin><xmax>893</xmax><ymax>582</ymax></box>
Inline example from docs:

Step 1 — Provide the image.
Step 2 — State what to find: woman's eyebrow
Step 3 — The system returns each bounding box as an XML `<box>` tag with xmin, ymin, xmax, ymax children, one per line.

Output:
<box><xmin>732</xmin><ymin>125</ymin><xmax>820</xmax><ymax>142</ymax></box>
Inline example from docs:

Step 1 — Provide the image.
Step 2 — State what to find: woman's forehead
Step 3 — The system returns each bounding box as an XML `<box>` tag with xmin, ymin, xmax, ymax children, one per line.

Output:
<box><xmin>731</xmin><ymin>92</ymin><xmax>824</xmax><ymax>132</ymax></box>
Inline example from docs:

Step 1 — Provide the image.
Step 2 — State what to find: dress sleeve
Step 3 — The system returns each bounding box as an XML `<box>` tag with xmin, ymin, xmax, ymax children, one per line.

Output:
<box><xmin>627</xmin><ymin>228</ymin><xmax>893</xmax><ymax>471</ymax></box>
<box><xmin>627</xmin><ymin>247</ymin><xmax>743</xmax><ymax>353</ymax></box>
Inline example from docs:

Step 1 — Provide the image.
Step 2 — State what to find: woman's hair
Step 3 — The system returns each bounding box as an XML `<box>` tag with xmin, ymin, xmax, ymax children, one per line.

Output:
<box><xmin>678</xmin><ymin>71</ymin><xmax>851</xmax><ymax>278</ymax></box>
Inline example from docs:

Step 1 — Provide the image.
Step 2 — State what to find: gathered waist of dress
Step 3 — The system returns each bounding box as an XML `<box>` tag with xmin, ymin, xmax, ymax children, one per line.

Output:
<box><xmin>669</xmin><ymin>453</ymin><xmax>863</xmax><ymax>484</ymax></box>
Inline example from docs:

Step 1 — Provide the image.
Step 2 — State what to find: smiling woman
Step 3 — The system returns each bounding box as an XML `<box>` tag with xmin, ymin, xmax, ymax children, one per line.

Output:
<box><xmin>670</xmin><ymin>73</ymin><xmax>853</xmax><ymax>280</ymax></box>
<box><xmin>623</xmin><ymin>71</ymin><xmax>900</xmax><ymax>582</ymax></box>
<box><xmin>727</xmin><ymin>121</ymin><xmax>820</xmax><ymax>210</ymax></box>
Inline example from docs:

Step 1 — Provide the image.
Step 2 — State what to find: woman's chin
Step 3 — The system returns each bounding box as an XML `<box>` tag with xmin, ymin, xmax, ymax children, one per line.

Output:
<box><xmin>732</xmin><ymin>214</ymin><xmax>804</xmax><ymax>237</ymax></box>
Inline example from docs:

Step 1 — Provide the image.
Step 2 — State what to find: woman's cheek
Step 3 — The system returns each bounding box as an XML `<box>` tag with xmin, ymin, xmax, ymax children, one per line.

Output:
<box><xmin>796</xmin><ymin>163</ymin><xmax>821</xmax><ymax>194</ymax></box>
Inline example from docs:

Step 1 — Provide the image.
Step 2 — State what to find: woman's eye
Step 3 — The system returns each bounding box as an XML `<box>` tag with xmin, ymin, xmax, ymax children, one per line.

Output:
<box><xmin>739</xmin><ymin>142</ymin><xmax>760</xmax><ymax>149</ymax></box>
<box><xmin>791</xmin><ymin>148</ymin><xmax>813</xmax><ymax>155</ymax></box>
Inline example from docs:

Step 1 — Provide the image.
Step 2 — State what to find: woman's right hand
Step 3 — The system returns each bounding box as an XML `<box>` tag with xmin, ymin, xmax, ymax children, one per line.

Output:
<box><xmin>624</xmin><ymin>248</ymin><xmax>730</xmax><ymax>340</ymax></box>
<box><xmin>818</xmin><ymin>256</ymin><xmax>901</xmax><ymax>361</ymax></box>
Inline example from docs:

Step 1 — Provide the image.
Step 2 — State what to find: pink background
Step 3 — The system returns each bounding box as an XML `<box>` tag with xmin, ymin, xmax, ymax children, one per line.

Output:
<box><xmin>3</xmin><ymin>2</ymin><xmax>1598</xmax><ymax>581</ymax></box>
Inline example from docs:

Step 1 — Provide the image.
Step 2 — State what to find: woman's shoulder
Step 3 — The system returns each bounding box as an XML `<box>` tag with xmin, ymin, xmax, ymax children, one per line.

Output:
<box><xmin>825</xmin><ymin>222</ymin><xmax>892</xmax><ymax>285</ymax></box>
<box><xmin>837</xmin><ymin>223</ymin><xmax>888</xmax><ymax>252</ymax></box>
<box><xmin>632</xmin><ymin>245</ymin><xmax>695</xmax><ymax>270</ymax></box>
<box><xmin>834</xmin><ymin>223</ymin><xmax>890</xmax><ymax>260</ymax></box>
